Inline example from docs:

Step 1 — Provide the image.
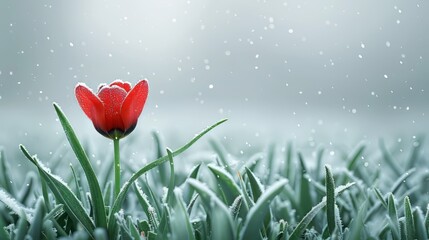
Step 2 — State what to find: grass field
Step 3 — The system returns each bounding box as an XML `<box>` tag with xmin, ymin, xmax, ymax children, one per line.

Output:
<box><xmin>0</xmin><ymin>104</ymin><xmax>428</xmax><ymax>240</ymax></box>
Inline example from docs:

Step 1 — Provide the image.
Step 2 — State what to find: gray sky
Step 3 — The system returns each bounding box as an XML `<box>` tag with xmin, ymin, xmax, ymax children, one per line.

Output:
<box><xmin>1</xmin><ymin>0</ymin><xmax>428</xmax><ymax>153</ymax></box>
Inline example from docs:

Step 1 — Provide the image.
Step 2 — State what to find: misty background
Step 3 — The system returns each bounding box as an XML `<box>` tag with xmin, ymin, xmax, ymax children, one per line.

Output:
<box><xmin>0</xmin><ymin>1</ymin><xmax>428</xmax><ymax>158</ymax></box>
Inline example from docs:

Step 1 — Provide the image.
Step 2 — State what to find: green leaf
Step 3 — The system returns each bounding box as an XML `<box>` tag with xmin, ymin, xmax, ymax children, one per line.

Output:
<box><xmin>208</xmin><ymin>164</ymin><xmax>241</xmax><ymax>202</ymax></box>
<box><xmin>347</xmin><ymin>200</ymin><xmax>368</xmax><ymax>240</ymax></box>
<box><xmin>20</xmin><ymin>145</ymin><xmax>95</xmax><ymax>238</ymax></box>
<box><xmin>14</xmin><ymin>209</ymin><xmax>29</xmax><ymax>240</ymax></box>
<box><xmin>413</xmin><ymin>206</ymin><xmax>428</xmax><ymax>240</ymax></box>
<box><xmin>169</xmin><ymin>189</ymin><xmax>196</xmax><ymax>240</ymax></box>
<box><xmin>387</xmin><ymin>194</ymin><xmax>400</xmax><ymax>240</ymax></box>
<box><xmin>0</xmin><ymin>209</ymin><xmax>10</xmax><ymax>240</ymax></box>
<box><xmin>28</xmin><ymin>197</ymin><xmax>45</xmax><ymax>240</ymax></box>
<box><xmin>0</xmin><ymin>149</ymin><xmax>14</xmax><ymax>196</ymax></box>
<box><xmin>239</xmin><ymin>179</ymin><xmax>287</xmax><ymax>240</ymax></box>
<box><xmin>245</xmin><ymin>167</ymin><xmax>263</xmax><ymax>202</ymax></box>
<box><xmin>325</xmin><ymin>165</ymin><xmax>336</xmax><ymax>236</ymax></box>
<box><xmin>0</xmin><ymin>188</ymin><xmax>33</xmax><ymax>222</ymax></box>
<box><xmin>404</xmin><ymin>196</ymin><xmax>415</xmax><ymax>240</ymax></box>
<box><xmin>107</xmin><ymin>119</ymin><xmax>227</xmax><ymax>236</ymax></box>
<box><xmin>53</xmin><ymin>103</ymin><xmax>107</xmax><ymax>229</ymax></box>
<box><xmin>17</xmin><ymin>172</ymin><xmax>36</xmax><ymax>204</ymax></box>
<box><xmin>289</xmin><ymin>182</ymin><xmax>355</xmax><ymax>240</ymax></box>
<box><xmin>134</xmin><ymin>182</ymin><xmax>159</xmax><ymax>231</ymax></box>
<box><xmin>187</xmin><ymin>179</ymin><xmax>236</xmax><ymax>240</ymax></box>
<box><xmin>298</xmin><ymin>153</ymin><xmax>312</xmax><ymax>217</ymax></box>
<box><xmin>166</xmin><ymin>148</ymin><xmax>175</xmax><ymax>205</ymax></box>
<box><xmin>373</xmin><ymin>188</ymin><xmax>387</xmax><ymax>209</ymax></box>
<box><xmin>379</xmin><ymin>139</ymin><xmax>402</xmax><ymax>177</ymax></box>
<box><xmin>209</xmin><ymin>139</ymin><xmax>233</xmax><ymax>175</ymax></box>
<box><xmin>425</xmin><ymin>204</ymin><xmax>429</xmax><ymax>238</ymax></box>
<box><xmin>346</xmin><ymin>143</ymin><xmax>366</xmax><ymax>170</ymax></box>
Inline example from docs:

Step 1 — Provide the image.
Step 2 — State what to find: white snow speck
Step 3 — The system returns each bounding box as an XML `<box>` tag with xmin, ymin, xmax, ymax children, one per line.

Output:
<box><xmin>288</xmin><ymin>28</ymin><xmax>294</xmax><ymax>33</ymax></box>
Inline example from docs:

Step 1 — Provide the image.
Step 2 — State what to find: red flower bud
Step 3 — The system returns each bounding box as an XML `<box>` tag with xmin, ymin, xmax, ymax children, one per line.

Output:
<box><xmin>75</xmin><ymin>79</ymin><xmax>149</xmax><ymax>139</ymax></box>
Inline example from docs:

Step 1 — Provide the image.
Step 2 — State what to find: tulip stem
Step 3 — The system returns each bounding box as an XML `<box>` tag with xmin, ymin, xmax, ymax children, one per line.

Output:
<box><xmin>113</xmin><ymin>138</ymin><xmax>120</xmax><ymax>199</ymax></box>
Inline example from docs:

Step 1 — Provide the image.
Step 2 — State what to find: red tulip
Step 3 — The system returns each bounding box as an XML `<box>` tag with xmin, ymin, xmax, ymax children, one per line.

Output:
<box><xmin>75</xmin><ymin>79</ymin><xmax>149</xmax><ymax>139</ymax></box>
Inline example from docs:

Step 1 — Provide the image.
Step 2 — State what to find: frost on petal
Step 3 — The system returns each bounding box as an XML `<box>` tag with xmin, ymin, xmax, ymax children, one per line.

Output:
<box><xmin>110</xmin><ymin>79</ymin><xmax>132</xmax><ymax>92</ymax></box>
<box><xmin>98</xmin><ymin>85</ymin><xmax>127</xmax><ymax>133</ymax></box>
<box><xmin>121</xmin><ymin>80</ymin><xmax>149</xmax><ymax>132</ymax></box>
<box><xmin>75</xmin><ymin>84</ymin><xmax>107</xmax><ymax>133</ymax></box>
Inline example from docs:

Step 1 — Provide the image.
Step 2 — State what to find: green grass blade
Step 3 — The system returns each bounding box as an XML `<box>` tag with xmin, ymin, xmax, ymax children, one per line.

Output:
<box><xmin>298</xmin><ymin>153</ymin><xmax>312</xmax><ymax>217</ymax></box>
<box><xmin>53</xmin><ymin>103</ymin><xmax>107</xmax><ymax>229</ymax></box>
<box><xmin>346</xmin><ymin>143</ymin><xmax>365</xmax><ymax>170</ymax></box>
<box><xmin>413</xmin><ymin>207</ymin><xmax>428</xmax><ymax>240</ymax></box>
<box><xmin>17</xmin><ymin>172</ymin><xmax>36</xmax><ymax>204</ymax></box>
<box><xmin>347</xmin><ymin>200</ymin><xmax>368</xmax><ymax>240</ymax></box>
<box><xmin>379</xmin><ymin>139</ymin><xmax>402</xmax><ymax>176</ymax></box>
<box><xmin>134</xmin><ymin>182</ymin><xmax>159</xmax><ymax>231</ymax></box>
<box><xmin>14</xmin><ymin>209</ymin><xmax>29</xmax><ymax>240</ymax></box>
<box><xmin>170</xmin><ymin>189</ymin><xmax>196</xmax><ymax>240</ymax></box>
<box><xmin>325</xmin><ymin>165</ymin><xmax>336</xmax><ymax>236</ymax></box>
<box><xmin>28</xmin><ymin>197</ymin><xmax>45</xmax><ymax>240</ymax></box>
<box><xmin>20</xmin><ymin>145</ymin><xmax>95</xmax><ymax>238</ymax></box>
<box><xmin>289</xmin><ymin>182</ymin><xmax>355</xmax><ymax>240</ymax></box>
<box><xmin>245</xmin><ymin>167</ymin><xmax>263</xmax><ymax>202</ymax></box>
<box><xmin>166</xmin><ymin>148</ymin><xmax>175</xmax><ymax>205</ymax></box>
<box><xmin>209</xmin><ymin>139</ymin><xmax>233</xmax><ymax>175</ymax></box>
<box><xmin>0</xmin><ymin>149</ymin><xmax>15</xmax><ymax>196</ymax></box>
<box><xmin>237</xmin><ymin>172</ymin><xmax>252</xmax><ymax>212</ymax></box>
<box><xmin>208</xmin><ymin>164</ymin><xmax>241</xmax><ymax>202</ymax></box>
<box><xmin>373</xmin><ymin>188</ymin><xmax>387</xmax><ymax>209</ymax></box>
<box><xmin>0</xmin><ymin>188</ymin><xmax>33</xmax><ymax>221</ymax></box>
<box><xmin>387</xmin><ymin>194</ymin><xmax>400</xmax><ymax>240</ymax></box>
<box><xmin>239</xmin><ymin>179</ymin><xmax>287</xmax><ymax>240</ymax></box>
<box><xmin>266</xmin><ymin>144</ymin><xmax>276</xmax><ymax>184</ymax></box>
<box><xmin>187</xmin><ymin>179</ymin><xmax>236</xmax><ymax>240</ymax></box>
<box><xmin>107</xmin><ymin>119</ymin><xmax>227</xmax><ymax>236</ymax></box>
<box><xmin>404</xmin><ymin>196</ymin><xmax>415</xmax><ymax>240</ymax></box>
<box><xmin>406</xmin><ymin>136</ymin><xmax>424</xmax><ymax>169</ymax></box>
<box><xmin>285</xmin><ymin>142</ymin><xmax>293</xmax><ymax>180</ymax></box>
<box><xmin>0</xmin><ymin>210</ymin><xmax>10</xmax><ymax>240</ymax></box>
<box><xmin>425</xmin><ymin>204</ymin><xmax>429</xmax><ymax>237</ymax></box>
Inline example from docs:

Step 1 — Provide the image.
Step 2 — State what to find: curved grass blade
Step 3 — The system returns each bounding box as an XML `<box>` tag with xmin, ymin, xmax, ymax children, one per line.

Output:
<box><xmin>325</xmin><ymin>165</ymin><xmax>336</xmax><ymax>236</ymax></box>
<box><xmin>0</xmin><ymin>149</ymin><xmax>14</xmax><ymax>196</ymax></box>
<box><xmin>134</xmin><ymin>182</ymin><xmax>159</xmax><ymax>231</ymax></box>
<box><xmin>404</xmin><ymin>196</ymin><xmax>415</xmax><ymax>240</ymax></box>
<box><xmin>170</xmin><ymin>189</ymin><xmax>196</xmax><ymax>240</ymax></box>
<box><xmin>209</xmin><ymin>139</ymin><xmax>233</xmax><ymax>175</ymax></box>
<box><xmin>413</xmin><ymin>207</ymin><xmax>428</xmax><ymax>240</ymax></box>
<box><xmin>298</xmin><ymin>153</ymin><xmax>312</xmax><ymax>217</ymax></box>
<box><xmin>208</xmin><ymin>164</ymin><xmax>241</xmax><ymax>200</ymax></box>
<box><xmin>17</xmin><ymin>172</ymin><xmax>36</xmax><ymax>204</ymax></box>
<box><xmin>0</xmin><ymin>188</ymin><xmax>33</xmax><ymax>221</ymax></box>
<box><xmin>0</xmin><ymin>211</ymin><xmax>9</xmax><ymax>240</ymax></box>
<box><xmin>347</xmin><ymin>200</ymin><xmax>368</xmax><ymax>240</ymax></box>
<box><xmin>54</xmin><ymin>103</ymin><xmax>107</xmax><ymax>229</ymax></box>
<box><xmin>289</xmin><ymin>182</ymin><xmax>355</xmax><ymax>240</ymax></box>
<box><xmin>245</xmin><ymin>167</ymin><xmax>263</xmax><ymax>202</ymax></box>
<box><xmin>166</xmin><ymin>148</ymin><xmax>175</xmax><ymax>205</ymax></box>
<box><xmin>188</xmin><ymin>179</ymin><xmax>236</xmax><ymax>240</ymax></box>
<box><xmin>14</xmin><ymin>209</ymin><xmax>29</xmax><ymax>240</ymax></box>
<box><xmin>107</xmin><ymin>119</ymin><xmax>227</xmax><ymax>236</ymax></box>
<box><xmin>239</xmin><ymin>179</ymin><xmax>287</xmax><ymax>240</ymax></box>
<box><xmin>28</xmin><ymin>197</ymin><xmax>45</xmax><ymax>240</ymax></box>
<box><xmin>387</xmin><ymin>194</ymin><xmax>400</xmax><ymax>240</ymax></box>
<box><xmin>20</xmin><ymin>145</ymin><xmax>95</xmax><ymax>238</ymax></box>
<box><xmin>425</xmin><ymin>204</ymin><xmax>429</xmax><ymax>237</ymax></box>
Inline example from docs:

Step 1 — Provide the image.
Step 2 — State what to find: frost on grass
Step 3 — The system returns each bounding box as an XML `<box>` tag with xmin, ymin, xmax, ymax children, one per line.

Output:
<box><xmin>0</xmin><ymin>188</ymin><xmax>34</xmax><ymax>222</ymax></box>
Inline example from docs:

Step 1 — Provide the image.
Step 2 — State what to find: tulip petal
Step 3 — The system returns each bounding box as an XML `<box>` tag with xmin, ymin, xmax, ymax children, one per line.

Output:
<box><xmin>98</xmin><ymin>85</ymin><xmax>128</xmax><ymax>134</ymax></box>
<box><xmin>121</xmin><ymin>80</ymin><xmax>149</xmax><ymax>132</ymax></box>
<box><xmin>75</xmin><ymin>84</ymin><xmax>107</xmax><ymax>134</ymax></box>
<box><xmin>110</xmin><ymin>80</ymin><xmax>131</xmax><ymax>92</ymax></box>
